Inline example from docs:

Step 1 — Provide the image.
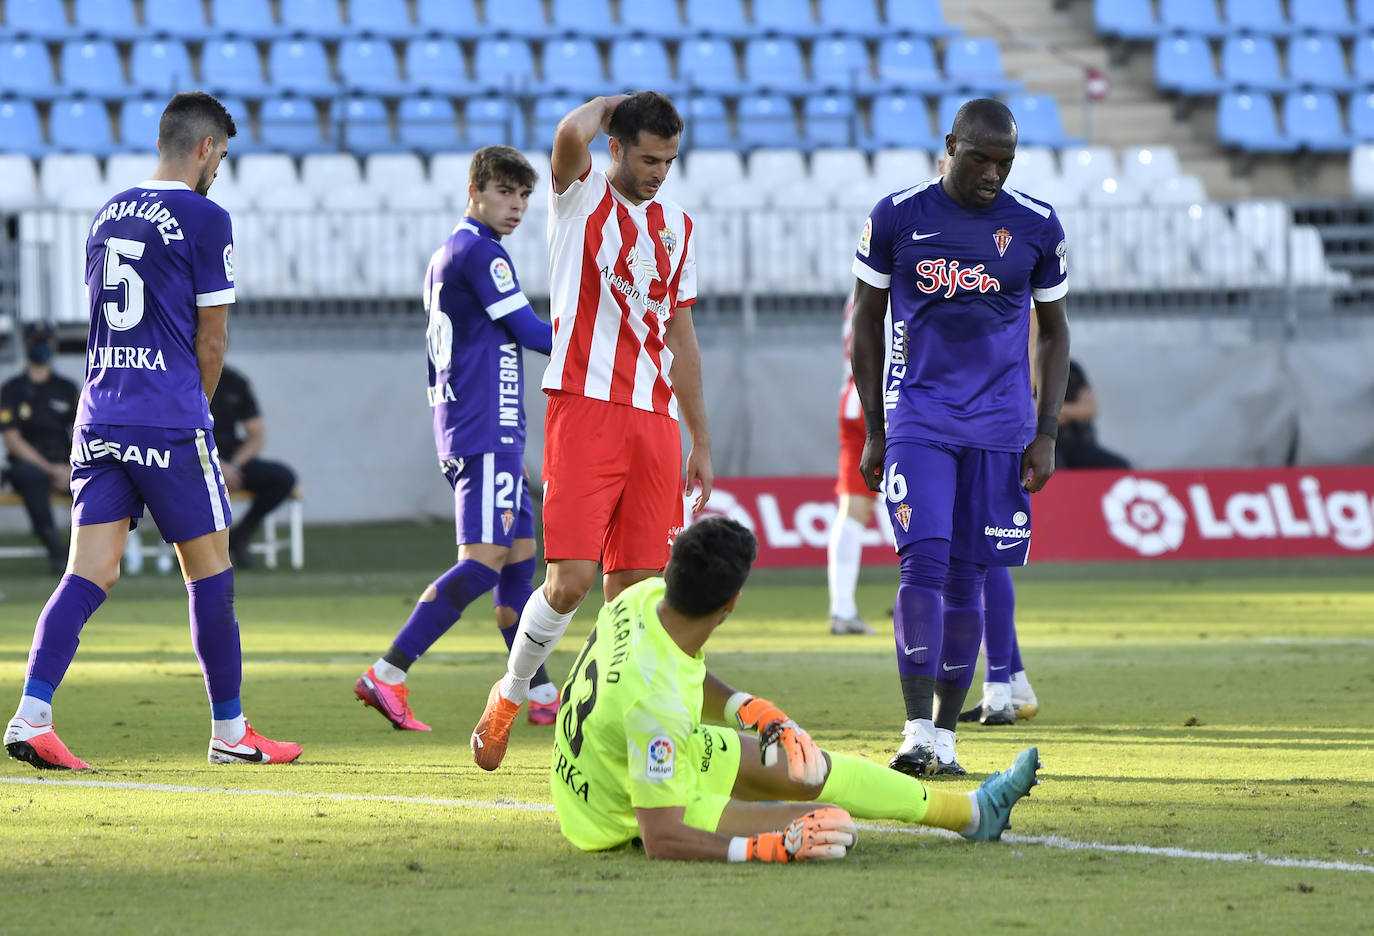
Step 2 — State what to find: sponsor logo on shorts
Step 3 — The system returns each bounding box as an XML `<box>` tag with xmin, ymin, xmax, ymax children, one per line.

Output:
<box><xmin>72</xmin><ymin>436</ymin><xmax>171</xmax><ymax>468</ymax></box>
<box><xmin>87</xmin><ymin>346</ymin><xmax>168</xmax><ymax>372</ymax></box>
<box><xmin>646</xmin><ymin>735</ymin><xmax>674</xmax><ymax>780</ymax></box>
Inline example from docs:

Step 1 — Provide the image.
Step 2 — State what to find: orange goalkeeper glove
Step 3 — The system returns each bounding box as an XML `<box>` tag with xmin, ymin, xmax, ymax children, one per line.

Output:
<box><xmin>743</xmin><ymin>807</ymin><xmax>857</xmax><ymax>862</ymax></box>
<box><xmin>728</xmin><ymin>694</ymin><xmax>828</xmax><ymax>786</ymax></box>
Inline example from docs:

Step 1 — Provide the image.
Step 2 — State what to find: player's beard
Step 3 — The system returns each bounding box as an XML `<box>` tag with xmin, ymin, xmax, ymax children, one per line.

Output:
<box><xmin>195</xmin><ymin>163</ymin><xmax>215</xmax><ymax>197</ymax></box>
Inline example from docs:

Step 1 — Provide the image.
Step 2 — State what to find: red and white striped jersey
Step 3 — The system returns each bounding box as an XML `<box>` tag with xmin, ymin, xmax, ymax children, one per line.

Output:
<box><xmin>543</xmin><ymin>169</ymin><xmax>697</xmax><ymax>419</ymax></box>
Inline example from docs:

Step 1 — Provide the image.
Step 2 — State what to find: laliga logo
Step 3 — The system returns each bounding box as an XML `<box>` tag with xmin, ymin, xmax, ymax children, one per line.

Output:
<box><xmin>1101</xmin><ymin>476</ymin><xmax>1187</xmax><ymax>557</ymax></box>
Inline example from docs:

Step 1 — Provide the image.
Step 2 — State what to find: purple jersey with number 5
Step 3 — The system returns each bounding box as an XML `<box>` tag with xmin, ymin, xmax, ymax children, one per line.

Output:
<box><xmin>425</xmin><ymin>217</ymin><xmax>533</xmax><ymax>460</ymax></box>
<box><xmin>852</xmin><ymin>178</ymin><xmax>1067</xmax><ymax>453</ymax></box>
<box><xmin>79</xmin><ymin>180</ymin><xmax>235</xmax><ymax>430</ymax></box>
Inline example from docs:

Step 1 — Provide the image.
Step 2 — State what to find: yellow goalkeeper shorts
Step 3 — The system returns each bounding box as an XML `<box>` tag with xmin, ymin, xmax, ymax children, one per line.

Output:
<box><xmin>681</xmin><ymin>724</ymin><xmax>743</xmax><ymax>834</ymax></box>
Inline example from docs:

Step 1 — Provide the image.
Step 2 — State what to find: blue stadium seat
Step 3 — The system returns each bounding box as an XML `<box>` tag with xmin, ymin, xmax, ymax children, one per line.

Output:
<box><xmin>1094</xmin><ymin>0</ymin><xmax>1160</xmax><ymax>40</ymax></box>
<box><xmin>0</xmin><ymin>99</ymin><xmax>46</xmax><ymax>156</ymax></box>
<box><xmin>550</xmin><ymin>0</ymin><xmax>618</xmax><ymax>40</ymax></box>
<box><xmin>812</xmin><ymin>36</ymin><xmax>876</xmax><ymax>92</ymax></box>
<box><xmin>1291</xmin><ymin>0</ymin><xmax>1358</xmax><ymax>37</ymax></box>
<box><xmin>1</xmin><ymin>0</ymin><xmax>72</xmax><ymax>40</ymax></box>
<box><xmin>864</xmin><ymin>93</ymin><xmax>940</xmax><ymax>151</ymax></box>
<box><xmin>73</xmin><ymin>0</ymin><xmax>140</xmax><ymax>40</ymax></box>
<box><xmin>737</xmin><ymin>93</ymin><xmax>799</xmax><ymax>149</ymax></box>
<box><xmin>464</xmin><ymin>96</ymin><xmax>525</xmax><ymax>147</ymax></box>
<box><xmin>1006</xmin><ymin>93</ymin><xmax>1078</xmax><ymax>148</ymax></box>
<box><xmin>875</xmin><ymin>36</ymin><xmax>946</xmax><ymax>94</ymax></box>
<box><xmin>678</xmin><ymin>37</ymin><xmax>745</xmax><ymax>96</ymax></box>
<box><xmin>259</xmin><ymin>95</ymin><xmax>329</xmax><ymax>155</ymax></box>
<box><xmin>744</xmin><ymin>37</ymin><xmax>809</xmax><ymax>92</ymax></box>
<box><xmin>117</xmin><ymin>97</ymin><xmax>164</xmax><ymax>151</ymax></box>
<box><xmin>818</xmin><ymin>0</ymin><xmax>886</xmax><ymax>39</ymax></box>
<box><xmin>802</xmin><ymin>93</ymin><xmax>856</xmax><ymax>148</ymax></box>
<box><xmin>532</xmin><ymin>94</ymin><xmax>581</xmax><ymax>149</ymax></box>
<box><xmin>130</xmin><ymin>39</ymin><xmax>193</xmax><ymax>95</ymax></box>
<box><xmin>268</xmin><ymin>39</ymin><xmax>338</xmax><ymax>97</ymax></box>
<box><xmin>1283</xmin><ymin>91</ymin><xmax>1352</xmax><ymax>151</ymax></box>
<box><xmin>1220</xmin><ymin>35</ymin><xmax>1286</xmax><ymax>92</ymax></box>
<box><xmin>59</xmin><ymin>40</ymin><xmax>127</xmax><ymax>100</ymax></box>
<box><xmin>884</xmin><ymin>0</ymin><xmax>960</xmax><ymax>38</ymax></box>
<box><xmin>210</xmin><ymin>0</ymin><xmax>279</xmax><ymax>40</ymax></box>
<box><xmin>609</xmin><ymin>38</ymin><xmax>678</xmax><ymax>95</ymax></box>
<box><xmin>1154</xmin><ymin>34</ymin><xmax>1224</xmax><ymax>95</ymax></box>
<box><xmin>1354</xmin><ymin>34</ymin><xmax>1374</xmax><ymax>85</ymax></box>
<box><xmin>0</xmin><ymin>41</ymin><xmax>57</xmax><ymax>98</ymax></box>
<box><xmin>1158</xmin><ymin>0</ymin><xmax>1227</xmax><ymax>38</ymax></box>
<box><xmin>484</xmin><ymin>0</ymin><xmax>553</xmax><ymax>39</ymax></box>
<box><xmin>143</xmin><ymin>0</ymin><xmax>213</xmax><ymax>39</ymax></box>
<box><xmin>1220</xmin><ymin>0</ymin><xmax>1287</xmax><ymax>35</ymax></box>
<box><xmin>682</xmin><ymin>95</ymin><xmax>732</xmax><ymax>148</ymax></box>
<box><xmin>404</xmin><ymin>39</ymin><xmax>474</xmax><ymax>94</ymax></box>
<box><xmin>683</xmin><ymin>0</ymin><xmax>750</xmax><ymax>38</ymax></box>
<box><xmin>331</xmin><ymin>96</ymin><xmax>400</xmax><ymax>154</ymax></box>
<box><xmin>49</xmin><ymin>97</ymin><xmax>114</xmax><ymax>155</ymax></box>
<box><xmin>752</xmin><ymin>0</ymin><xmax>822</xmax><ymax>38</ymax></box>
<box><xmin>208</xmin><ymin>96</ymin><xmax>253</xmax><ymax>151</ymax></box>
<box><xmin>944</xmin><ymin>37</ymin><xmax>1019</xmax><ymax>94</ymax></box>
<box><xmin>280</xmin><ymin>0</ymin><xmax>350</xmax><ymax>39</ymax></box>
<box><xmin>472</xmin><ymin>38</ymin><xmax>536</xmax><ymax>94</ymax></box>
<box><xmin>201</xmin><ymin>38</ymin><xmax>271</xmax><ymax>98</ymax></box>
<box><xmin>1216</xmin><ymin>92</ymin><xmax>1295</xmax><ymax>151</ymax></box>
<box><xmin>348</xmin><ymin>0</ymin><xmax>422</xmax><ymax>39</ymax></box>
<box><xmin>1358</xmin><ymin>0</ymin><xmax>1374</xmax><ymax>27</ymax></box>
<box><xmin>397</xmin><ymin>95</ymin><xmax>460</xmax><ymax>152</ymax></box>
<box><xmin>617</xmin><ymin>0</ymin><xmax>687</xmax><ymax>38</ymax></box>
<box><xmin>1287</xmin><ymin>34</ymin><xmax>1354</xmax><ymax>91</ymax></box>
<box><xmin>414</xmin><ymin>0</ymin><xmax>482</xmax><ymax>37</ymax></box>
<box><xmin>936</xmin><ymin>93</ymin><xmax>979</xmax><ymax>135</ymax></box>
<box><xmin>1349</xmin><ymin>91</ymin><xmax>1374</xmax><ymax>139</ymax></box>
<box><xmin>540</xmin><ymin>38</ymin><xmax>606</xmax><ymax>95</ymax></box>
<box><xmin>338</xmin><ymin>38</ymin><xmax>410</xmax><ymax>95</ymax></box>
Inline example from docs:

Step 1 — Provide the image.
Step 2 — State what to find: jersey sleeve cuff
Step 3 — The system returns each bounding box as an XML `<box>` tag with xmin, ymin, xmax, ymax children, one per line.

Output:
<box><xmin>195</xmin><ymin>287</ymin><xmax>236</xmax><ymax>306</ymax></box>
<box><xmin>675</xmin><ymin>296</ymin><xmax>697</xmax><ymax>308</ymax></box>
<box><xmin>1032</xmin><ymin>279</ymin><xmax>1068</xmax><ymax>303</ymax></box>
<box><xmin>485</xmin><ymin>291</ymin><xmax>530</xmax><ymax>319</ymax></box>
<box><xmin>852</xmin><ymin>258</ymin><xmax>892</xmax><ymax>289</ymax></box>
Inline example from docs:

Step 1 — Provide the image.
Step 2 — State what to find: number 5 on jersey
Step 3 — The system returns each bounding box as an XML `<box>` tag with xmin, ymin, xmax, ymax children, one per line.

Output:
<box><xmin>102</xmin><ymin>236</ymin><xmax>146</xmax><ymax>331</ymax></box>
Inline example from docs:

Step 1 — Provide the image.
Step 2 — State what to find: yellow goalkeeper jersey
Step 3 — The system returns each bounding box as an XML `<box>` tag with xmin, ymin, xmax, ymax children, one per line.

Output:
<box><xmin>551</xmin><ymin>577</ymin><xmax>706</xmax><ymax>851</ymax></box>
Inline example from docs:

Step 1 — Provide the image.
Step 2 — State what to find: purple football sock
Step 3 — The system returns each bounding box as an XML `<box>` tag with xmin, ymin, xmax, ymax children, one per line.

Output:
<box><xmin>187</xmin><ymin>568</ymin><xmax>242</xmax><ymax>714</ymax></box>
<box><xmin>24</xmin><ymin>573</ymin><xmax>107</xmax><ymax>693</ymax></box>
<box><xmin>934</xmin><ymin>559</ymin><xmax>987</xmax><ymax>730</ymax></box>
<box><xmin>392</xmin><ymin>560</ymin><xmax>500</xmax><ymax>662</ymax></box>
<box><xmin>894</xmin><ymin>539</ymin><xmax>950</xmax><ymax>678</ymax></box>
<box><xmin>982</xmin><ymin>564</ymin><xmax>1016</xmax><ymax>677</ymax></box>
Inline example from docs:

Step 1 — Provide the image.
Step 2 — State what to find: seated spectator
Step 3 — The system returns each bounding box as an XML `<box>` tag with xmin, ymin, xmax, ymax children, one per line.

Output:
<box><xmin>210</xmin><ymin>364</ymin><xmax>298</xmax><ymax>568</ymax></box>
<box><xmin>1056</xmin><ymin>359</ymin><xmax>1130</xmax><ymax>469</ymax></box>
<box><xmin>1</xmin><ymin>324</ymin><xmax>79</xmax><ymax>573</ymax></box>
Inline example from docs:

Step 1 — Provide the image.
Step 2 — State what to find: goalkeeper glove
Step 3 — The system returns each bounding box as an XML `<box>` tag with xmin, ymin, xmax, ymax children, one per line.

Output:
<box><xmin>728</xmin><ymin>693</ymin><xmax>828</xmax><ymax>787</ymax></box>
<box><xmin>742</xmin><ymin>807</ymin><xmax>857</xmax><ymax>862</ymax></box>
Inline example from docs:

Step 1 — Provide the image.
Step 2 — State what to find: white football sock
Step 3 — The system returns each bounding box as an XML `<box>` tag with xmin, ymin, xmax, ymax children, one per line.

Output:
<box><xmin>827</xmin><ymin>516</ymin><xmax>863</xmax><ymax>618</ymax></box>
<box><xmin>962</xmin><ymin>792</ymin><xmax>981</xmax><ymax>836</ymax></box>
<box><xmin>499</xmin><ymin>586</ymin><xmax>574</xmax><ymax>705</ymax></box>
<box><xmin>16</xmin><ymin>695</ymin><xmax>53</xmax><ymax>727</ymax></box>
<box><xmin>527</xmin><ymin>682</ymin><xmax>558</xmax><ymax>705</ymax></box>
<box><xmin>983</xmin><ymin>680</ymin><xmax>1012</xmax><ymax>709</ymax></box>
<box><xmin>213</xmin><ymin>714</ymin><xmax>247</xmax><ymax>745</ymax></box>
<box><xmin>1010</xmin><ymin>670</ymin><xmax>1032</xmax><ymax>693</ymax></box>
<box><xmin>372</xmin><ymin>658</ymin><xmax>406</xmax><ymax>684</ymax></box>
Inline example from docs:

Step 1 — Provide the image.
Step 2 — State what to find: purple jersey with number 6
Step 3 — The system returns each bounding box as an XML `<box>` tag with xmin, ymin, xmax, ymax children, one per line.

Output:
<box><xmin>79</xmin><ymin>180</ymin><xmax>235</xmax><ymax>430</ymax></box>
<box><xmin>852</xmin><ymin>178</ymin><xmax>1067</xmax><ymax>453</ymax></box>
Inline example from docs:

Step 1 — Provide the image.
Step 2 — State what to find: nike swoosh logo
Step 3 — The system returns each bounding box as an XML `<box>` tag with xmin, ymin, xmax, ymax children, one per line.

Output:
<box><xmin>911</xmin><ymin>231</ymin><xmax>940</xmax><ymax>241</ymax></box>
<box><xmin>472</xmin><ymin>730</ymin><xmax>486</xmax><ymax>749</ymax></box>
<box><xmin>996</xmin><ymin>540</ymin><xmax>1024</xmax><ymax>550</ymax></box>
<box><xmin>904</xmin><ymin>645</ymin><xmax>928</xmax><ymax>655</ymax></box>
<box><xmin>524</xmin><ymin>634</ymin><xmax>549</xmax><ymax>647</ymax></box>
<box><xmin>942</xmin><ymin>663</ymin><xmax>968</xmax><ymax>672</ymax></box>
<box><xmin>213</xmin><ymin>745</ymin><xmax>265</xmax><ymax>763</ymax></box>
<box><xmin>989</xmin><ymin>664</ymin><xmax>1008</xmax><ymax>671</ymax></box>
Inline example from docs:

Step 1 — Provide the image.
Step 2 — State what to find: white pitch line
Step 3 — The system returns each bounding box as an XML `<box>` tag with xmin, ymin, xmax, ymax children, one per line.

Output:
<box><xmin>3</xmin><ymin>776</ymin><xmax>1372</xmax><ymax>874</ymax></box>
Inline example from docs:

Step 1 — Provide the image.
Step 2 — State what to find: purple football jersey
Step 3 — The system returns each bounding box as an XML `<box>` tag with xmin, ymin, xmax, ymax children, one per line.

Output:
<box><xmin>853</xmin><ymin>178</ymin><xmax>1068</xmax><ymax>453</ymax></box>
<box><xmin>78</xmin><ymin>180</ymin><xmax>235</xmax><ymax>430</ymax></box>
<box><xmin>426</xmin><ymin>217</ymin><xmax>535</xmax><ymax>460</ymax></box>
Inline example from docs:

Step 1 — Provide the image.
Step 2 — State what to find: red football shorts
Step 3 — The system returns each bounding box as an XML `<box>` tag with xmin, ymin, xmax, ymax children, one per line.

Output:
<box><xmin>836</xmin><ymin>411</ymin><xmax>876</xmax><ymax>497</ymax></box>
<box><xmin>542</xmin><ymin>391</ymin><xmax>684</xmax><ymax>573</ymax></box>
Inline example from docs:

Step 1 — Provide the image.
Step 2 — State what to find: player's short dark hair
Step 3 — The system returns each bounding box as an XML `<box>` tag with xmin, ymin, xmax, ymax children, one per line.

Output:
<box><xmin>663</xmin><ymin>517</ymin><xmax>758</xmax><ymax>618</ymax></box>
<box><xmin>468</xmin><ymin>145</ymin><xmax>537</xmax><ymax>192</ymax></box>
<box><xmin>607</xmin><ymin>91</ymin><xmax>683</xmax><ymax>149</ymax></box>
<box><xmin>158</xmin><ymin>91</ymin><xmax>236</xmax><ymax>156</ymax></box>
<box><xmin>951</xmin><ymin>98</ymin><xmax>1017</xmax><ymax>141</ymax></box>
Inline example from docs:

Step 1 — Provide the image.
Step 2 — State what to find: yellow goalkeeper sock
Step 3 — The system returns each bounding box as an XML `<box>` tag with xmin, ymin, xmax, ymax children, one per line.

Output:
<box><xmin>819</xmin><ymin>752</ymin><xmax>973</xmax><ymax>832</ymax></box>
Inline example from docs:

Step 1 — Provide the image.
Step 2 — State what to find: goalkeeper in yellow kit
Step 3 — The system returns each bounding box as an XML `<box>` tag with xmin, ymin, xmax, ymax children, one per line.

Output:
<box><xmin>551</xmin><ymin>516</ymin><xmax>1042</xmax><ymax>862</ymax></box>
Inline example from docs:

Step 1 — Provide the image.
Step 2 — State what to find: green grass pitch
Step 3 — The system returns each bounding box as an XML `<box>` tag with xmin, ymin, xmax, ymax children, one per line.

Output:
<box><xmin>1</xmin><ymin>524</ymin><xmax>1372</xmax><ymax>935</ymax></box>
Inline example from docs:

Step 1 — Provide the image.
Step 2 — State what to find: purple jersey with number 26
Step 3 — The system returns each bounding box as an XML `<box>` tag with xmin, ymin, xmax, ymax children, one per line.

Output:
<box><xmin>79</xmin><ymin>180</ymin><xmax>235</xmax><ymax>430</ymax></box>
<box><xmin>852</xmin><ymin>178</ymin><xmax>1068</xmax><ymax>453</ymax></box>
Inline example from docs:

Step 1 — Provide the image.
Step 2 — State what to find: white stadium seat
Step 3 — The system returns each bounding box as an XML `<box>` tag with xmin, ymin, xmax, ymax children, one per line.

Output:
<box><xmin>301</xmin><ymin>153</ymin><xmax>363</xmax><ymax>194</ymax></box>
<box><xmin>363</xmin><ymin>152</ymin><xmax>427</xmax><ymax>192</ymax></box>
<box><xmin>1120</xmin><ymin>145</ymin><xmax>1182</xmax><ymax>186</ymax></box>
<box><xmin>0</xmin><ymin>154</ymin><xmax>40</xmax><ymax>210</ymax></box>
<box><xmin>105</xmin><ymin>152</ymin><xmax>159</xmax><ymax>189</ymax></box>
<box><xmin>317</xmin><ymin>184</ymin><xmax>383</xmax><ymax>211</ymax></box>
<box><xmin>1008</xmin><ymin>145</ymin><xmax>1057</xmax><ymax>191</ymax></box>
<box><xmin>872</xmin><ymin>148</ymin><xmax>934</xmax><ymax>194</ymax></box>
<box><xmin>1084</xmin><ymin>175</ymin><xmax>1146</xmax><ymax>207</ymax></box>
<box><xmin>1351</xmin><ymin>143</ymin><xmax>1374</xmax><ymax>197</ymax></box>
<box><xmin>235</xmin><ymin>153</ymin><xmax>299</xmax><ymax>199</ymax></box>
<box><xmin>39</xmin><ymin>154</ymin><xmax>102</xmax><ymax>205</ymax></box>
<box><xmin>809</xmin><ymin>148</ymin><xmax>870</xmax><ymax>194</ymax></box>
<box><xmin>1146</xmin><ymin>173</ymin><xmax>1207</xmax><ymax>206</ymax></box>
<box><xmin>1231</xmin><ymin>200</ymin><xmax>1291</xmax><ymax>278</ymax></box>
<box><xmin>684</xmin><ymin>149</ymin><xmax>746</xmax><ymax>189</ymax></box>
<box><xmin>1058</xmin><ymin>145</ymin><xmax>1118</xmax><ymax>198</ymax></box>
<box><xmin>747</xmin><ymin>148</ymin><xmax>808</xmax><ymax>195</ymax></box>
<box><xmin>428</xmin><ymin>150</ymin><xmax>477</xmax><ymax>206</ymax></box>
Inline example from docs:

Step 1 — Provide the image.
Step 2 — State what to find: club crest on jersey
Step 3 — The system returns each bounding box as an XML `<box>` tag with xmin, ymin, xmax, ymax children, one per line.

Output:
<box><xmin>914</xmin><ymin>259</ymin><xmax>1002</xmax><ymax>298</ymax></box>
<box><xmin>993</xmin><ymin>227</ymin><xmax>1012</xmax><ymax>257</ymax></box>
<box><xmin>501</xmin><ymin>508</ymin><xmax>514</xmax><ymax>535</ymax></box>
<box><xmin>658</xmin><ymin>227</ymin><xmax>677</xmax><ymax>255</ymax></box>
<box><xmin>895</xmin><ymin>502</ymin><xmax>912</xmax><ymax>532</ymax></box>
<box><xmin>489</xmin><ymin>257</ymin><xmax>515</xmax><ymax>293</ymax></box>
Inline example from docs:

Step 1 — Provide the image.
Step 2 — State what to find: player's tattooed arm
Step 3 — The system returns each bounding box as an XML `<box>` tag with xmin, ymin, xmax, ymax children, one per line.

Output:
<box><xmin>551</xmin><ymin>93</ymin><xmax>632</xmax><ymax>194</ymax></box>
<box><xmin>665</xmin><ymin>307</ymin><xmax>713</xmax><ymax>513</ymax></box>
<box><xmin>195</xmin><ymin>303</ymin><xmax>229</xmax><ymax>402</ymax></box>
<box><xmin>850</xmin><ymin>279</ymin><xmax>889</xmax><ymax>493</ymax></box>
<box><xmin>1023</xmin><ymin>296</ymin><xmax>1070</xmax><ymax>493</ymax></box>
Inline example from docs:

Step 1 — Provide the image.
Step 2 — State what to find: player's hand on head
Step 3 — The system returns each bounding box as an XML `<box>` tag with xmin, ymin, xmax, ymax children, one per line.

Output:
<box><xmin>600</xmin><ymin>93</ymin><xmax>633</xmax><ymax>134</ymax></box>
<box><xmin>1021</xmin><ymin>435</ymin><xmax>1056</xmax><ymax>493</ymax></box>
<box><xmin>747</xmin><ymin>807</ymin><xmax>857</xmax><ymax>862</ymax></box>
